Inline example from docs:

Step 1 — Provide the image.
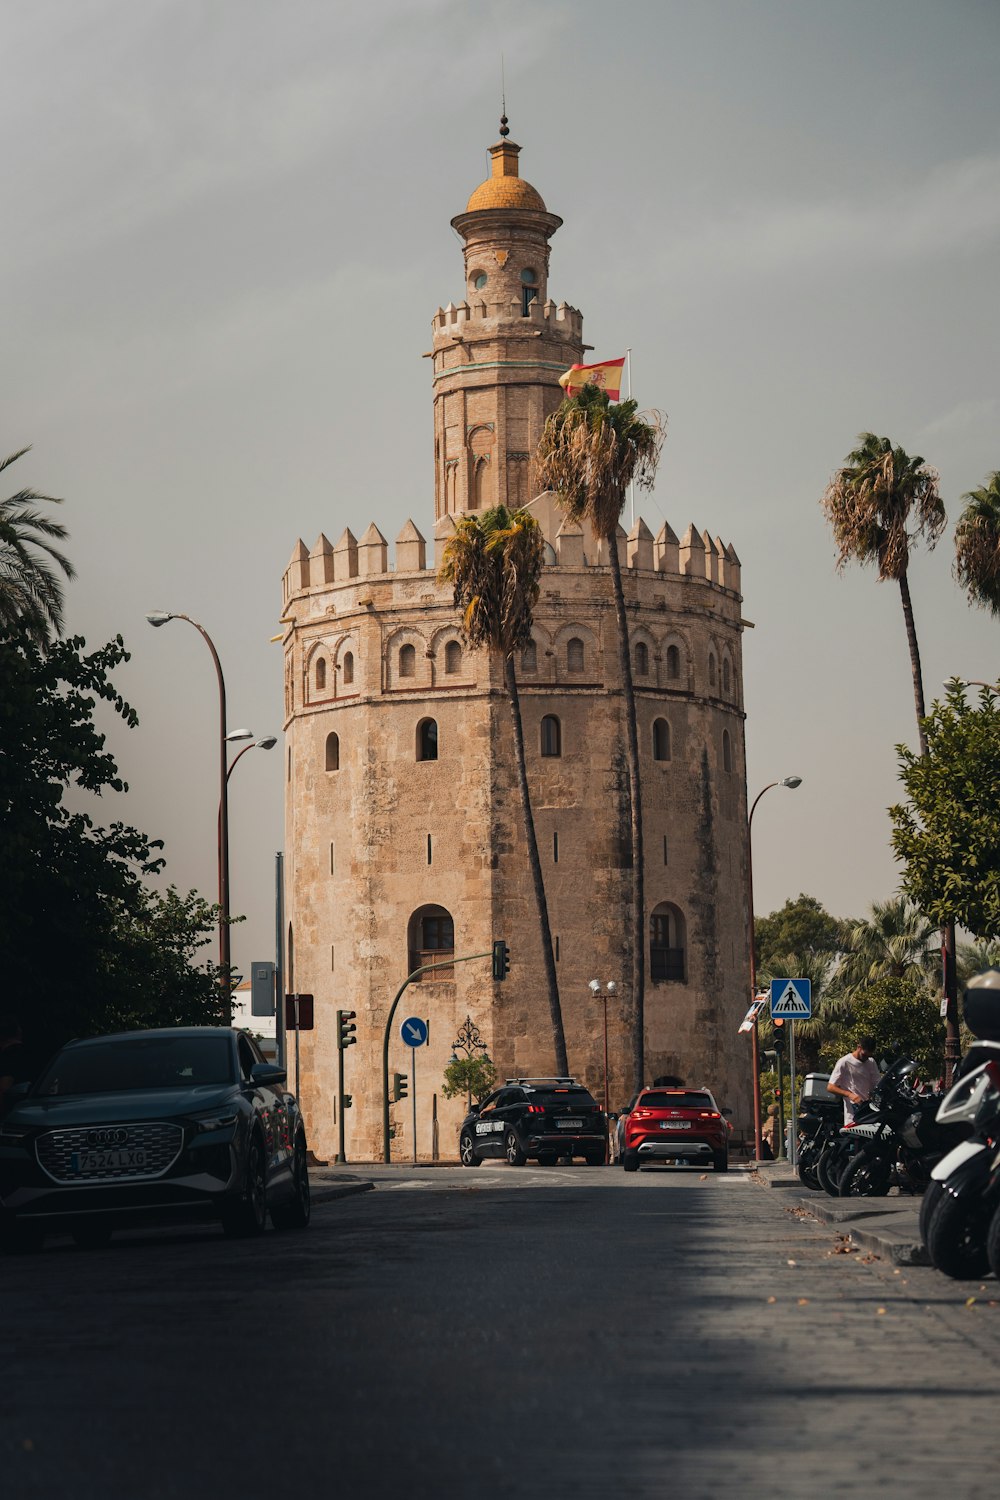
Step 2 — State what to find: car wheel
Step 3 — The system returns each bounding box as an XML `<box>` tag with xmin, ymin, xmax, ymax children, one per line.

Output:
<box><xmin>271</xmin><ymin>1137</ymin><xmax>311</xmax><ymax>1230</ymax></box>
<box><xmin>925</xmin><ymin>1187</ymin><xmax>991</xmax><ymax>1279</ymax></box>
<box><xmin>1</xmin><ymin>1219</ymin><xmax>44</xmax><ymax>1255</ymax></box>
<box><xmin>838</xmin><ymin>1151</ymin><xmax>891</xmax><ymax>1198</ymax></box>
<box><xmin>222</xmin><ymin>1136</ymin><xmax>268</xmax><ymax>1237</ymax></box>
<box><xmin>713</xmin><ymin>1152</ymin><xmax>729</xmax><ymax>1173</ymax></box>
<box><xmin>72</xmin><ymin>1220</ymin><xmax>114</xmax><ymax>1250</ymax></box>
<box><xmin>504</xmin><ymin>1130</ymin><xmax>527</xmax><ymax>1167</ymax></box>
<box><xmin>459</xmin><ymin>1131</ymin><xmax>482</xmax><ymax>1166</ymax></box>
<box><xmin>623</xmin><ymin>1148</ymin><xmax>639</xmax><ymax>1173</ymax></box>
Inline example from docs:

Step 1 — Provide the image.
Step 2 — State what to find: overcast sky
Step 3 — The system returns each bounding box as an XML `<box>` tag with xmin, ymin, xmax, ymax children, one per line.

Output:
<box><xmin>4</xmin><ymin>0</ymin><xmax>999</xmax><ymax>981</ymax></box>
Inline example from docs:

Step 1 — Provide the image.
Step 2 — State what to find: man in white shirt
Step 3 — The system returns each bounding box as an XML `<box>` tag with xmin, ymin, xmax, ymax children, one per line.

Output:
<box><xmin>827</xmin><ymin>1036</ymin><xmax>881</xmax><ymax>1123</ymax></box>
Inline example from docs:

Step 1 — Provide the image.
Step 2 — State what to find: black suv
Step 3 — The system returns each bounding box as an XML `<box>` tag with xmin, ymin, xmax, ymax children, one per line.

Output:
<box><xmin>459</xmin><ymin>1078</ymin><xmax>608</xmax><ymax>1167</ymax></box>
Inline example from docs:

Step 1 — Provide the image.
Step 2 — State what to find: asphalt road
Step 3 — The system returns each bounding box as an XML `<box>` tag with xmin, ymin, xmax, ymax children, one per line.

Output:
<box><xmin>5</xmin><ymin>1164</ymin><xmax>999</xmax><ymax>1500</ymax></box>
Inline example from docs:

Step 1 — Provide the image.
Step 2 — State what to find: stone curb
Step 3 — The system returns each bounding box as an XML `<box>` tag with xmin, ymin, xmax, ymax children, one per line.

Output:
<box><xmin>746</xmin><ymin>1163</ymin><xmax>929</xmax><ymax>1266</ymax></box>
<box><xmin>308</xmin><ymin>1179</ymin><xmax>375</xmax><ymax>1208</ymax></box>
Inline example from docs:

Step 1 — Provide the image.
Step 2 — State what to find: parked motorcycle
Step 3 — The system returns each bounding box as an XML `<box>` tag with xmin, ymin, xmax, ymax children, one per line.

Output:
<box><xmin>921</xmin><ymin>1045</ymin><xmax>1000</xmax><ymax>1281</ymax></box>
<box><xmin>795</xmin><ymin>1076</ymin><xmax>841</xmax><ymax>1191</ymax></box>
<box><xmin>837</xmin><ymin>1059</ymin><xmax>967</xmax><ymax>1197</ymax></box>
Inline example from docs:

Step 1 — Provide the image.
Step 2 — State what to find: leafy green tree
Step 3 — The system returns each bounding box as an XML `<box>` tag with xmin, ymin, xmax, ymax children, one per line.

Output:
<box><xmin>954</xmin><ymin>470</ymin><xmax>1000</xmax><ymax>617</ymax></box>
<box><xmin>890</xmin><ymin>684</ymin><xmax>1000</xmax><ymax>940</ymax></box>
<box><xmin>441</xmin><ymin>1055</ymin><xmax>497</xmax><ymax>1107</ymax></box>
<box><xmin>755</xmin><ymin>893</ymin><xmax>844</xmax><ymax>973</ymax></box>
<box><xmin>536</xmin><ymin>384</ymin><xmax>664</xmax><ymax>1089</ymax></box>
<box><xmin>821</xmin><ymin>432</ymin><xmax>945</xmax><ymax>754</ymax></box>
<box><xmin>0</xmin><ymin>631</ymin><xmax>228</xmax><ymax>1059</ymax></box>
<box><xmin>0</xmin><ymin>447</ymin><xmax>74</xmax><ymax>645</ymax></box>
<box><xmin>438</xmin><ymin>504</ymin><xmax>567</xmax><ymax>1075</ymax></box>
<box><xmin>819</xmin><ymin>976</ymin><xmax>943</xmax><ymax>1080</ymax></box>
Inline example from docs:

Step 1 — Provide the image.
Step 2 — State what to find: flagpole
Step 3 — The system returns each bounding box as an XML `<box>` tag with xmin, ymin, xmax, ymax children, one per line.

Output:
<box><xmin>625</xmin><ymin>347</ymin><xmax>634</xmax><ymax>528</ymax></box>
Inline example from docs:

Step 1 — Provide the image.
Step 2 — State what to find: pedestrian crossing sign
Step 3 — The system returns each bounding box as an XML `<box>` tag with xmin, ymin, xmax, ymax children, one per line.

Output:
<box><xmin>769</xmin><ymin>977</ymin><xmax>811</xmax><ymax>1020</ymax></box>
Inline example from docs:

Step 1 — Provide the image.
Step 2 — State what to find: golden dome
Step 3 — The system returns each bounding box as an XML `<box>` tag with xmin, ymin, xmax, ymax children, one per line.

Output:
<box><xmin>466</xmin><ymin>139</ymin><xmax>546</xmax><ymax>214</ymax></box>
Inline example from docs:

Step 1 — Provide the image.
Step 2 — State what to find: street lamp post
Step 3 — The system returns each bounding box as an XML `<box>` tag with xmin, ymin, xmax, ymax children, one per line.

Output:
<box><xmin>590</xmin><ymin>978</ymin><xmax>617</xmax><ymax>1161</ymax></box>
<box><xmin>747</xmin><ymin>776</ymin><xmax>802</xmax><ymax>1160</ymax></box>
<box><xmin>450</xmin><ymin>1014</ymin><xmax>489</xmax><ymax>1110</ymax></box>
<box><xmin>147</xmin><ymin>611</ymin><xmax>253</xmax><ymax>1012</ymax></box>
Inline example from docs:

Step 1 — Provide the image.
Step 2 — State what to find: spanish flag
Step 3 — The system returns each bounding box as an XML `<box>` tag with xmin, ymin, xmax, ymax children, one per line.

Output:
<box><xmin>558</xmin><ymin>357</ymin><xmax>626</xmax><ymax>401</ymax></box>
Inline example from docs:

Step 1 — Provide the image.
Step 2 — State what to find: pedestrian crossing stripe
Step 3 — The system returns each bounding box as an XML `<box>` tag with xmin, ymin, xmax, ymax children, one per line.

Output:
<box><xmin>769</xmin><ymin>977</ymin><xmax>811</xmax><ymax>1019</ymax></box>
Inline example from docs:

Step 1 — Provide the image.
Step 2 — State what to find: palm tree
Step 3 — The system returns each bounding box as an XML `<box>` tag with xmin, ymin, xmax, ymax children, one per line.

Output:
<box><xmin>438</xmin><ymin>505</ymin><xmax>569</xmax><ymax>1075</ymax></box>
<box><xmin>821</xmin><ymin>432</ymin><xmax>945</xmax><ymax>756</ymax></box>
<box><xmin>536</xmin><ymin>384</ymin><xmax>664</xmax><ymax>1089</ymax></box>
<box><xmin>0</xmin><ymin>447</ymin><xmax>74</xmax><ymax>645</ymax></box>
<box><xmin>838</xmin><ymin>897</ymin><xmax>938</xmax><ymax>991</ymax></box>
<box><xmin>955</xmin><ymin>471</ymin><xmax>1000</xmax><ymax>617</ymax></box>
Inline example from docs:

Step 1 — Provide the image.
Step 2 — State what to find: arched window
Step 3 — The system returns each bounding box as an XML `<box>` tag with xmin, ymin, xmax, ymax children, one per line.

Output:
<box><xmin>342</xmin><ymin>651</ymin><xmax>354</xmax><ymax>686</ymax></box>
<box><xmin>723</xmin><ymin>729</ymin><xmax>733</xmax><ymax>773</ymax></box>
<box><xmin>472</xmin><ymin>458</ymin><xmax>488</xmax><ymax>511</ymax></box>
<box><xmin>315</xmin><ymin>658</ymin><xmax>326</xmax><ymax>691</ymax></box>
<box><xmin>408</xmin><ymin>904</ymin><xmax>455</xmax><ymax>979</ymax></box>
<box><xmin>444</xmin><ymin>641</ymin><xmax>462</xmax><ymax>675</ymax></box>
<box><xmin>417</xmin><ymin>718</ymin><xmax>438</xmax><ymax>762</ymax></box>
<box><xmin>666</xmin><ymin>644</ymin><xmax>681</xmax><ymax>680</ymax></box>
<box><xmin>540</xmin><ymin>715</ymin><xmax>561</xmax><ymax>758</ymax></box>
<box><xmin>652</xmin><ymin>718</ymin><xmax>671</xmax><ymax>762</ymax></box>
<box><xmin>567</xmin><ymin>637</ymin><xmax>585</xmax><ymax>673</ymax></box>
<box><xmin>399</xmin><ymin>643</ymin><xmax>416</xmax><ymax>679</ymax></box>
<box><xmin>325</xmin><ymin>732</ymin><xmax>340</xmax><ymax>772</ymax></box>
<box><xmin>521</xmin><ymin>640</ymin><xmax>537</xmax><ymax>673</ymax></box>
<box><xmin>650</xmin><ymin>902</ymin><xmax>687</xmax><ymax>983</ymax></box>
<box><xmin>634</xmin><ymin>641</ymin><xmax>649</xmax><ymax>676</ymax></box>
<box><xmin>708</xmin><ymin>652</ymin><xmax>717</xmax><ymax>688</ymax></box>
<box><xmin>722</xmin><ymin>658</ymin><xmax>731</xmax><ymax>696</ymax></box>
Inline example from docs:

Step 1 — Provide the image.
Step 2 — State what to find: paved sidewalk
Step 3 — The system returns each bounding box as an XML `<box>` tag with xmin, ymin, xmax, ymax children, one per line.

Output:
<box><xmin>747</xmin><ymin>1159</ymin><xmax>929</xmax><ymax>1264</ymax></box>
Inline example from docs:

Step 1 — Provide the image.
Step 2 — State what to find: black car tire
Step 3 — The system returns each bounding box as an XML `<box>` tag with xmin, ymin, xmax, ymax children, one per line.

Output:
<box><xmin>623</xmin><ymin>1148</ymin><xmax>639</xmax><ymax>1173</ymax></box>
<box><xmin>925</xmin><ymin>1187</ymin><xmax>991</xmax><ymax>1280</ymax></box>
<box><xmin>72</xmin><ymin>1220</ymin><xmax>114</xmax><ymax>1250</ymax></box>
<box><xmin>1</xmin><ymin>1219</ymin><xmax>44</xmax><ymax>1255</ymax></box>
<box><xmin>713</xmin><ymin>1152</ymin><xmax>729</xmax><ymax>1173</ymax></box>
<box><xmin>459</xmin><ymin>1131</ymin><xmax>481</xmax><ymax>1166</ymax></box>
<box><xmin>222</xmin><ymin>1135</ymin><xmax>268</xmax><ymax>1238</ymax></box>
<box><xmin>985</xmin><ymin>1200</ymin><xmax>1000</xmax><ymax>1282</ymax></box>
<box><xmin>271</xmin><ymin>1139</ymin><xmax>311</xmax><ymax>1231</ymax></box>
<box><xmin>505</xmin><ymin>1130</ymin><xmax>527</xmax><ymax>1167</ymax></box>
<box><xmin>839</xmin><ymin>1151</ymin><xmax>892</xmax><ymax>1198</ymax></box>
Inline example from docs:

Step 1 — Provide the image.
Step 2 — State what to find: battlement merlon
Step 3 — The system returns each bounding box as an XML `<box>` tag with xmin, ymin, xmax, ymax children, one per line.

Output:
<box><xmin>280</xmin><ymin>507</ymin><xmax>743</xmax><ymax>611</ymax></box>
<box><xmin>432</xmin><ymin>296</ymin><xmax>584</xmax><ymax>345</ymax></box>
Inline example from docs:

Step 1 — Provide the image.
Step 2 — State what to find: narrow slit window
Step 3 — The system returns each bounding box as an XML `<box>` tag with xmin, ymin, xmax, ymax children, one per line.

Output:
<box><xmin>427</xmin><ymin>834</ymin><xmax>432</xmax><ymax>865</ymax></box>
<box><xmin>663</xmin><ymin>836</ymin><xmax>668</xmax><ymax>865</ymax></box>
<box><xmin>330</xmin><ymin>945</ymin><xmax>335</xmax><ymax>972</ymax></box>
<box><xmin>652</xmin><ymin>718</ymin><xmax>670</xmax><ymax>762</ymax></box>
<box><xmin>553</xmin><ymin>831</ymin><xmax>559</xmax><ymax>863</ymax></box>
<box><xmin>399</xmin><ymin>643</ymin><xmax>416</xmax><ymax>678</ymax></box>
<box><xmin>555</xmin><ymin>935</ymin><xmax>560</xmax><ymax>962</ymax></box>
<box><xmin>315</xmin><ymin>658</ymin><xmax>326</xmax><ymax>691</ymax></box>
<box><xmin>540</xmin><ymin>715</ymin><xmax>561</xmax><ymax>757</ymax></box>
<box><xmin>567</xmin><ymin>637</ymin><xmax>585</xmax><ymax>673</ymax></box>
<box><xmin>325</xmin><ymin>732</ymin><xmax>340</xmax><ymax>772</ymax></box>
<box><xmin>330</xmin><ymin>842</ymin><xmax>335</xmax><ymax>874</ymax></box>
<box><xmin>343</xmin><ymin>651</ymin><xmax>354</xmax><ymax>686</ymax></box>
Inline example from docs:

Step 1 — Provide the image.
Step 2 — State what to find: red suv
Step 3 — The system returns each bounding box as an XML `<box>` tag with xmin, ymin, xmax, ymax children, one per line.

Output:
<box><xmin>622</xmin><ymin>1087</ymin><xmax>731</xmax><ymax>1173</ymax></box>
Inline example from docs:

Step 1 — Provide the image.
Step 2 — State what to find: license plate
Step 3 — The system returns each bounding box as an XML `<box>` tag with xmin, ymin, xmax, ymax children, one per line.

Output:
<box><xmin>557</xmin><ymin>1119</ymin><xmax>584</xmax><ymax>1129</ymax></box>
<box><xmin>70</xmin><ymin>1148</ymin><xmax>148</xmax><ymax>1174</ymax></box>
<box><xmin>660</xmin><ymin>1120</ymin><xmax>691</xmax><ymax>1129</ymax></box>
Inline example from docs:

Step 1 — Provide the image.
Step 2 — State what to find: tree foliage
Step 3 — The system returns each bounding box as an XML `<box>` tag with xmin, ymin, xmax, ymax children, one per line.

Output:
<box><xmin>954</xmin><ymin>470</ymin><xmax>1000</xmax><ymax>618</ymax></box>
<box><xmin>0</xmin><ymin>447</ymin><xmax>74</xmax><ymax>645</ymax></box>
<box><xmin>0</xmin><ymin>632</ymin><xmax>228</xmax><ymax>1060</ymax></box>
<box><xmin>818</xmin><ymin>976</ymin><xmax>943</xmax><ymax>1080</ymax></box>
<box><xmin>890</xmin><ymin>683</ymin><xmax>1000</xmax><ymax>940</ymax></box>
<box><xmin>755</xmin><ymin>893</ymin><xmax>844</xmax><ymax>974</ymax></box>
<box><xmin>441</xmin><ymin>1055</ymin><xmax>497</xmax><ymax>1105</ymax></box>
<box><xmin>820</xmin><ymin>432</ymin><xmax>945</xmax><ymax>585</ymax></box>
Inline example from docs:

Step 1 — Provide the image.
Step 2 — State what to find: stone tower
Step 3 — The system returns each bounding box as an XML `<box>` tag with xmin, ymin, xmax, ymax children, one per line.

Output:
<box><xmin>280</xmin><ymin>128</ymin><xmax>752</xmax><ymax>1162</ymax></box>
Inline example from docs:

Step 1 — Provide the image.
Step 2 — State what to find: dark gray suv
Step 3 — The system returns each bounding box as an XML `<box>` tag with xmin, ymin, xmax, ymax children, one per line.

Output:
<box><xmin>459</xmin><ymin>1077</ymin><xmax>608</xmax><ymax>1166</ymax></box>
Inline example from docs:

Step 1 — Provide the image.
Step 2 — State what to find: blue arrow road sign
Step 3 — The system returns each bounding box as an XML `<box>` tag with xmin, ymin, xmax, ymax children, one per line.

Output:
<box><xmin>770</xmin><ymin>978</ymin><xmax>812</xmax><ymax>1020</ymax></box>
<box><xmin>400</xmin><ymin>1016</ymin><xmax>429</xmax><ymax>1048</ymax></box>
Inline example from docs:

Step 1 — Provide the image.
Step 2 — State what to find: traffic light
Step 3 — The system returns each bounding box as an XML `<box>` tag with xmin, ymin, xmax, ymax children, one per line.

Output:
<box><xmin>392</xmin><ymin>1072</ymin><xmax>409</xmax><ymax>1102</ymax></box>
<box><xmin>492</xmin><ymin>939</ymin><xmax>510</xmax><ymax>982</ymax></box>
<box><xmin>337</xmin><ymin>1009</ymin><xmax>358</xmax><ymax>1050</ymax></box>
<box><xmin>342</xmin><ymin>1094</ymin><xmax>353</xmax><ymax>1110</ymax></box>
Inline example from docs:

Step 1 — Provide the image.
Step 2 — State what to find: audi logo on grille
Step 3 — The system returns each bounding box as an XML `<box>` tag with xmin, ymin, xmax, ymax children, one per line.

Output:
<box><xmin>86</xmin><ymin>1127</ymin><xmax>130</xmax><ymax>1148</ymax></box>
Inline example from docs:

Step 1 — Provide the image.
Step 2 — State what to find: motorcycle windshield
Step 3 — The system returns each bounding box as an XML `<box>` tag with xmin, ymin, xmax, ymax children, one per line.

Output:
<box><xmin>935</xmin><ymin>1065</ymin><xmax>996</xmax><ymax>1127</ymax></box>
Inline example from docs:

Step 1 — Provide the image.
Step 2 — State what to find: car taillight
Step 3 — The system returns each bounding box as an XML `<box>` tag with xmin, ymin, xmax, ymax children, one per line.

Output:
<box><xmin>699</xmin><ymin>1111</ymin><xmax>720</xmax><ymax>1119</ymax></box>
<box><xmin>526</xmin><ymin>1105</ymin><xmax>544</xmax><ymax>1114</ymax></box>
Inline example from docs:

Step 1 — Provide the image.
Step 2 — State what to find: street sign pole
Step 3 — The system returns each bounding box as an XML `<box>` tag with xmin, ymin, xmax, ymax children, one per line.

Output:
<box><xmin>411</xmin><ymin>1046</ymin><xmax>418</xmax><ymax>1164</ymax></box>
<box><xmin>789</xmin><ymin>1020</ymin><xmax>797</xmax><ymax>1167</ymax></box>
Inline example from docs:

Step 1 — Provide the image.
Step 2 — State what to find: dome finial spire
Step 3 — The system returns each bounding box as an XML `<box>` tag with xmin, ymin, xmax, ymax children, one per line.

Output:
<box><xmin>499</xmin><ymin>53</ymin><xmax>509</xmax><ymax>137</ymax></box>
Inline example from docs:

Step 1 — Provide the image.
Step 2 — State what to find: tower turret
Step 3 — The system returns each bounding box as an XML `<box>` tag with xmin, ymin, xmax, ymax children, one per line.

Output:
<box><xmin>431</xmin><ymin>124</ymin><xmax>585</xmax><ymax>520</ymax></box>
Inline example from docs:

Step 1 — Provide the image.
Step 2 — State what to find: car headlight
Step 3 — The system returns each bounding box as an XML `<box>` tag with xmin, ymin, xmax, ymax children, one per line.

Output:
<box><xmin>0</xmin><ymin>1122</ymin><xmax>31</xmax><ymax>1143</ymax></box>
<box><xmin>188</xmin><ymin>1113</ymin><xmax>239</xmax><ymax>1135</ymax></box>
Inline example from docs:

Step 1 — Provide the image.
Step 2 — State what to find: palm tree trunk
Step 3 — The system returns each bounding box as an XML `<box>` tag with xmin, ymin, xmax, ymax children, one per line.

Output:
<box><xmin>899</xmin><ymin>570</ymin><xmax>960</xmax><ymax>1079</ymax></box>
<box><xmin>606</xmin><ymin>529</ymin><xmax>645</xmax><ymax>1091</ymax></box>
<box><xmin>898</xmin><ymin>570</ymin><xmax>928</xmax><ymax>757</ymax></box>
<box><xmin>503</xmin><ymin>652</ymin><xmax>569</xmax><ymax>1076</ymax></box>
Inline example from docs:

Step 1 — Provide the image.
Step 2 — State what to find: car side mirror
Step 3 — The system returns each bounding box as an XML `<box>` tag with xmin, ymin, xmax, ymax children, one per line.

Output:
<box><xmin>607</xmin><ymin>1111</ymin><xmax>619</xmax><ymax>1122</ymax></box>
<box><xmin>250</xmin><ymin>1063</ymin><xmax>287</xmax><ymax>1087</ymax></box>
<box><xmin>4</xmin><ymin>1080</ymin><xmax>31</xmax><ymax>1102</ymax></box>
